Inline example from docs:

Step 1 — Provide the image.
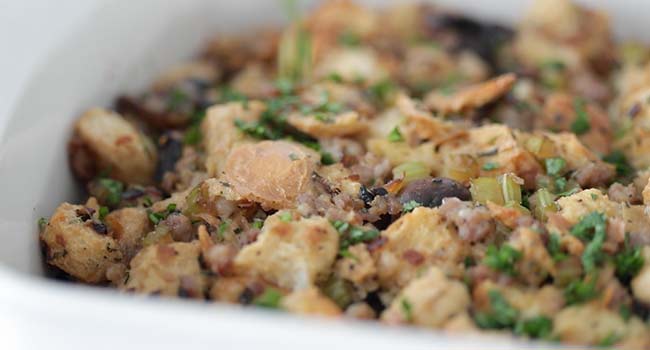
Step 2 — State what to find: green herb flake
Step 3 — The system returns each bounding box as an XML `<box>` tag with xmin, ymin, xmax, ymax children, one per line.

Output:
<box><xmin>571</xmin><ymin>98</ymin><xmax>591</xmax><ymax>135</ymax></box>
<box><xmin>98</xmin><ymin>206</ymin><xmax>109</xmax><ymax>221</ymax></box>
<box><xmin>217</xmin><ymin>220</ymin><xmax>230</xmax><ymax>237</ymax></box>
<box><xmin>598</xmin><ymin>333</ymin><xmax>621</xmax><ymax>347</ymax></box>
<box><xmin>402</xmin><ymin>200</ymin><xmax>422</xmax><ymax>213</ymax></box>
<box><xmin>482</xmin><ymin>162</ymin><xmax>500</xmax><ymax>171</ymax></box>
<box><xmin>98</xmin><ymin>178</ymin><xmax>124</xmax><ymax>207</ymax></box>
<box><xmin>619</xmin><ymin>304</ymin><xmax>632</xmax><ymax>321</ymax></box>
<box><xmin>167</xmin><ymin>88</ymin><xmax>189</xmax><ymax>111</ymax></box>
<box><xmin>252</xmin><ymin>218</ymin><xmax>264</xmax><ymax>230</ymax></box>
<box><xmin>326</xmin><ymin>73</ymin><xmax>344</xmax><ymax>83</ymax></box>
<box><xmin>147</xmin><ymin>203</ymin><xmax>178</xmax><ymax>225</ymax></box>
<box><xmin>387</xmin><ymin>126</ymin><xmax>404</xmax><ymax>142</ymax></box>
<box><xmin>570</xmin><ymin>212</ymin><xmax>606</xmax><ymax>272</ymax></box>
<box><xmin>603</xmin><ymin>150</ymin><xmax>634</xmax><ymax>178</ymax></box>
<box><xmin>338</xmin><ymin>30</ymin><xmax>361</xmax><ymax>47</ymax></box>
<box><xmin>279</xmin><ymin>212</ymin><xmax>293</xmax><ymax>222</ymax></box>
<box><xmin>545</xmin><ymin>157</ymin><xmax>566</xmax><ymax>176</ymax></box>
<box><xmin>37</xmin><ymin>217</ymin><xmax>48</xmax><ymax>231</ymax></box>
<box><xmin>484</xmin><ymin>244</ymin><xmax>522</xmax><ymax>276</ymax></box>
<box><xmin>614</xmin><ymin>235</ymin><xmax>644</xmax><ymax>282</ymax></box>
<box><xmin>320</xmin><ymin>151</ymin><xmax>335</xmax><ymax>165</ymax></box>
<box><xmin>368</xmin><ymin>79</ymin><xmax>397</xmax><ymax>105</ymax></box>
<box><xmin>514</xmin><ymin>316</ymin><xmax>553</xmax><ymax>339</ymax></box>
<box><xmin>474</xmin><ymin>290</ymin><xmax>519</xmax><ymax>329</ymax></box>
<box><xmin>253</xmin><ymin>288</ymin><xmax>283</xmax><ymax>308</ymax></box>
<box><xmin>564</xmin><ymin>276</ymin><xmax>598</xmax><ymax>305</ymax></box>
<box><xmin>332</xmin><ymin>220</ymin><xmax>379</xmax><ymax>251</ymax></box>
<box><xmin>547</xmin><ymin>233</ymin><xmax>567</xmax><ymax>261</ymax></box>
<box><xmin>401</xmin><ymin>298</ymin><xmax>414</xmax><ymax>322</ymax></box>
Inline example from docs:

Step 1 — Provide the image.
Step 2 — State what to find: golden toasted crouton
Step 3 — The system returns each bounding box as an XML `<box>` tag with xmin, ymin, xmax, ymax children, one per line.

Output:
<box><xmin>224</xmin><ymin>141</ymin><xmax>319</xmax><ymax>210</ymax></box>
<box><xmin>281</xmin><ymin>286</ymin><xmax>342</xmax><ymax>316</ymax></box>
<box><xmin>74</xmin><ymin>108</ymin><xmax>156</xmax><ymax>185</ymax></box>
<box><xmin>124</xmin><ymin>241</ymin><xmax>205</xmax><ymax>297</ymax></box>
<box><xmin>315</xmin><ymin>48</ymin><xmax>387</xmax><ymax>84</ymax></box>
<box><xmin>41</xmin><ymin>203</ymin><xmax>122</xmax><ymax>283</ymax></box>
<box><xmin>552</xmin><ymin>305</ymin><xmax>628</xmax><ymax>346</ymax></box>
<box><xmin>539</xmin><ymin>93</ymin><xmax>612</xmax><ymax>155</ymax></box>
<box><xmin>151</xmin><ymin>60</ymin><xmax>219</xmax><ymax>92</ymax></box>
<box><xmin>424</xmin><ymin>74</ymin><xmax>516</xmax><ymax>115</ymax></box>
<box><xmin>201</xmin><ymin>101</ymin><xmax>266</xmax><ymax>176</ymax></box>
<box><xmin>374</xmin><ymin>207</ymin><xmax>469</xmax><ymax>293</ymax></box>
<box><xmin>105</xmin><ymin>207</ymin><xmax>151</xmax><ymax>261</ymax></box>
<box><xmin>508</xmin><ymin>227</ymin><xmax>557</xmax><ymax>285</ymax></box>
<box><xmin>233</xmin><ymin>212</ymin><xmax>339</xmax><ymax>290</ymax></box>
<box><xmin>288</xmin><ymin>111</ymin><xmax>368</xmax><ymax>138</ymax></box>
<box><xmin>381</xmin><ymin>267</ymin><xmax>470</xmax><ymax>328</ymax></box>
<box><xmin>335</xmin><ymin>243</ymin><xmax>378</xmax><ymax>294</ymax></box>
<box><xmin>474</xmin><ymin>281</ymin><xmax>565</xmax><ymax>319</ymax></box>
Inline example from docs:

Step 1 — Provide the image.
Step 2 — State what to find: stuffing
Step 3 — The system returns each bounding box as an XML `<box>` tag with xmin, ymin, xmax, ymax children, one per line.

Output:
<box><xmin>40</xmin><ymin>202</ymin><xmax>122</xmax><ymax>283</ymax></box>
<box><xmin>374</xmin><ymin>207</ymin><xmax>469</xmax><ymax>294</ymax></box>
<box><xmin>233</xmin><ymin>212</ymin><xmax>339</xmax><ymax>290</ymax></box>
<box><xmin>281</xmin><ymin>286</ymin><xmax>342</xmax><ymax>316</ymax></box>
<box><xmin>71</xmin><ymin>108</ymin><xmax>157</xmax><ymax>184</ymax></box>
<box><xmin>381</xmin><ymin>267</ymin><xmax>471</xmax><ymax>328</ymax></box>
<box><xmin>123</xmin><ymin>241</ymin><xmax>205</xmax><ymax>297</ymax></box>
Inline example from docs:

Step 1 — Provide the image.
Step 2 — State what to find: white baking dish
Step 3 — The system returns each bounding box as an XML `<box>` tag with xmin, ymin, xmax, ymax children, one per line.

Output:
<box><xmin>1</xmin><ymin>0</ymin><xmax>649</xmax><ymax>349</ymax></box>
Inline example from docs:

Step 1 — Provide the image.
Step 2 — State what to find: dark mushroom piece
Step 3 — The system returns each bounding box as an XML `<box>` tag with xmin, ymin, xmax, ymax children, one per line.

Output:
<box><xmin>399</xmin><ymin>177</ymin><xmax>471</xmax><ymax>208</ymax></box>
<box><xmin>154</xmin><ymin>131</ymin><xmax>184</xmax><ymax>183</ymax></box>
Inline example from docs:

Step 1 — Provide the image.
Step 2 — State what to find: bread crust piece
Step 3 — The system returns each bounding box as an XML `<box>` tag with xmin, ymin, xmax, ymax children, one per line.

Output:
<box><xmin>233</xmin><ymin>212</ymin><xmax>339</xmax><ymax>290</ymax></box>
<box><xmin>74</xmin><ymin>108</ymin><xmax>156</xmax><ymax>185</ymax></box>
<box><xmin>381</xmin><ymin>267</ymin><xmax>471</xmax><ymax>328</ymax></box>
<box><xmin>224</xmin><ymin>140</ymin><xmax>319</xmax><ymax>210</ymax></box>
<box><xmin>124</xmin><ymin>241</ymin><xmax>205</xmax><ymax>297</ymax></box>
<box><xmin>41</xmin><ymin>202</ymin><xmax>122</xmax><ymax>283</ymax></box>
<box><xmin>374</xmin><ymin>207</ymin><xmax>469</xmax><ymax>294</ymax></box>
<box><xmin>281</xmin><ymin>286</ymin><xmax>342</xmax><ymax>316</ymax></box>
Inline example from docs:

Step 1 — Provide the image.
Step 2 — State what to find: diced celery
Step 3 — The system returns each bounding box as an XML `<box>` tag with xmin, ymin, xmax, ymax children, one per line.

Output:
<box><xmin>499</xmin><ymin>173</ymin><xmax>523</xmax><ymax>204</ymax></box>
<box><xmin>442</xmin><ymin>153</ymin><xmax>479</xmax><ymax>184</ymax></box>
<box><xmin>525</xmin><ymin>135</ymin><xmax>556</xmax><ymax>159</ymax></box>
<box><xmin>470</xmin><ymin>177</ymin><xmax>504</xmax><ymax>205</ymax></box>
<box><xmin>392</xmin><ymin>162</ymin><xmax>431</xmax><ymax>184</ymax></box>
<box><xmin>533</xmin><ymin>188</ymin><xmax>557</xmax><ymax>221</ymax></box>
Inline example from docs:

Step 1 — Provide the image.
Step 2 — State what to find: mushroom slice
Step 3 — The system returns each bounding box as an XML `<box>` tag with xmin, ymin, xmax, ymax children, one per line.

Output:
<box><xmin>424</xmin><ymin>73</ymin><xmax>516</xmax><ymax>115</ymax></box>
<box><xmin>224</xmin><ymin>140</ymin><xmax>319</xmax><ymax>210</ymax></box>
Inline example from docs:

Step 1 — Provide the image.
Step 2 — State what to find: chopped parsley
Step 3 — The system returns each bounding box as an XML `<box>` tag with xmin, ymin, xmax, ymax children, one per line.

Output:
<box><xmin>148</xmin><ymin>203</ymin><xmax>177</xmax><ymax>225</ymax></box>
<box><xmin>279</xmin><ymin>212</ymin><xmax>293</xmax><ymax>222</ymax></box>
<box><xmin>547</xmin><ymin>233</ymin><xmax>567</xmax><ymax>262</ymax></box>
<box><xmin>167</xmin><ymin>88</ymin><xmax>189</xmax><ymax>111</ymax></box>
<box><xmin>338</xmin><ymin>30</ymin><xmax>361</xmax><ymax>46</ymax></box>
<box><xmin>545</xmin><ymin>157</ymin><xmax>566</xmax><ymax>176</ymax></box>
<box><xmin>484</xmin><ymin>244</ymin><xmax>522</xmax><ymax>276</ymax></box>
<box><xmin>598</xmin><ymin>333</ymin><xmax>621</xmax><ymax>347</ymax></box>
<box><xmin>217</xmin><ymin>220</ymin><xmax>230</xmax><ymax>237</ymax></box>
<box><xmin>98</xmin><ymin>178</ymin><xmax>124</xmax><ymax>207</ymax></box>
<box><xmin>331</xmin><ymin>220</ymin><xmax>380</xmax><ymax>252</ymax></box>
<box><xmin>388</xmin><ymin>126</ymin><xmax>404</xmax><ymax>142</ymax></box>
<box><xmin>482</xmin><ymin>162</ymin><xmax>500</xmax><ymax>171</ymax></box>
<box><xmin>184</xmin><ymin>111</ymin><xmax>206</xmax><ymax>145</ymax></box>
<box><xmin>474</xmin><ymin>290</ymin><xmax>518</xmax><ymax>329</ymax></box>
<box><xmin>570</xmin><ymin>212</ymin><xmax>606</xmax><ymax>273</ymax></box>
<box><xmin>402</xmin><ymin>200</ymin><xmax>422</xmax><ymax>213</ymax></box>
<box><xmin>571</xmin><ymin>98</ymin><xmax>591</xmax><ymax>135</ymax></box>
<box><xmin>614</xmin><ymin>234</ymin><xmax>644</xmax><ymax>283</ymax></box>
<box><xmin>514</xmin><ymin>316</ymin><xmax>553</xmax><ymax>339</ymax></box>
<box><xmin>368</xmin><ymin>79</ymin><xmax>397</xmax><ymax>105</ymax></box>
<box><xmin>98</xmin><ymin>206</ymin><xmax>109</xmax><ymax>221</ymax></box>
<box><xmin>603</xmin><ymin>150</ymin><xmax>634</xmax><ymax>178</ymax></box>
<box><xmin>252</xmin><ymin>218</ymin><xmax>264</xmax><ymax>230</ymax></box>
<box><xmin>320</xmin><ymin>151</ymin><xmax>335</xmax><ymax>165</ymax></box>
<box><xmin>253</xmin><ymin>288</ymin><xmax>283</xmax><ymax>308</ymax></box>
<box><xmin>564</xmin><ymin>276</ymin><xmax>598</xmax><ymax>305</ymax></box>
<box><xmin>37</xmin><ymin>217</ymin><xmax>48</xmax><ymax>231</ymax></box>
<box><xmin>401</xmin><ymin>298</ymin><xmax>414</xmax><ymax>322</ymax></box>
